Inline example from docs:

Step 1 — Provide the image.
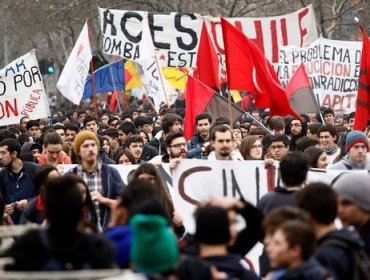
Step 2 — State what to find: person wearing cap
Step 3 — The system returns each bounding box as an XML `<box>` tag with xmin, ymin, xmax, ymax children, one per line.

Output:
<box><xmin>333</xmin><ymin>173</ymin><xmax>370</xmax><ymax>257</ymax></box>
<box><xmin>69</xmin><ymin>130</ymin><xmax>124</xmax><ymax>229</ymax></box>
<box><xmin>328</xmin><ymin>130</ymin><xmax>370</xmax><ymax>170</ymax></box>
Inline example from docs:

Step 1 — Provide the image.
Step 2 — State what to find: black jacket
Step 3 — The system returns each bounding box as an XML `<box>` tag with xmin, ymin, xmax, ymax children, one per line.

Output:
<box><xmin>315</xmin><ymin>229</ymin><xmax>364</xmax><ymax>280</ymax></box>
<box><xmin>278</xmin><ymin>258</ymin><xmax>330</xmax><ymax>280</ymax></box>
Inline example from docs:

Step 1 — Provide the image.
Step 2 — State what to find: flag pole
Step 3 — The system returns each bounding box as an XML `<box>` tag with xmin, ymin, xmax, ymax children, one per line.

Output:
<box><xmin>315</xmin><ymin>93</ymin><xmax>325</xmax><ymax>124</ymax></box>
<box><xmin>244</xmin><ymin>111</ymin><xmax>273</xmax><ymax>134</ymax></box>
<box><xmin>86</xmin><ymin>20</ymin><xmax>98</xmax><ymax>117</ymax></box>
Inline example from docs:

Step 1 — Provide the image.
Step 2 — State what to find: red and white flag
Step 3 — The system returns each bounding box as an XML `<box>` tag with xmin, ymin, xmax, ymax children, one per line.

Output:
<box><xmin>57</xmin><ymin>21</ymin><xmax>92</xmax><ymax>105</ymax></box>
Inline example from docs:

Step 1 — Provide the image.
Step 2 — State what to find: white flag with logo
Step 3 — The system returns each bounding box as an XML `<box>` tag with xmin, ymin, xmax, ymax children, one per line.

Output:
<box><xmin>138</xmin><ymin>17</ymin><xmax>177</xmax><ymax>111</ymax></box>
<box><xmin>57</xmin><ymin>21</ymin><xmax>92</xmax><ymax>105</ymax></box>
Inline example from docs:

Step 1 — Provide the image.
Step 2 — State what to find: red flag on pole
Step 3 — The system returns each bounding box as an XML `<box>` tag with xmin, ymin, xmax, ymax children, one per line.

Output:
<box><xmin>196</xmin><ymin>22</ymin><xmax>220</xmax><ymax>90</ymax></box>
<box><xmin>285</xmin><ymin>64</ymin><xmax>320</xmax><ymax>115</ymax></box>
<box><xmin>184</xmin><ymin>76</ymin><xmax>244</xmax><ymax>140</ymax></box>
<box><xmin>354</xmin><ymin>26</ymin><xmax>370</xmax><ymax>131</ymax></box>
<box><xmin>221</xmin><ymin>18</ymin><xmax>301</xmax><ymax>120</ymax></box>
<box><xmin>109</xmin><ymin>91</ymin><xmax>119</xmax><ymax>113</ymax></box>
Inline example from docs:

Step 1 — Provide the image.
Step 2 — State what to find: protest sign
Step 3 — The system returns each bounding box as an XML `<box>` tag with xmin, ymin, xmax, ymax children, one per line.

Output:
<box><xmin>99</xmin><ymin>6</ymin><xmax>317</xmax><ymax>67</ymax></box>
<box><xmin>0</xmin><ymin>50</ymin><xmax>50</xmax><ymax>125</ymax></box>
<box><xmin>278</xmin><ymin>38</ymin><xmax>362</xmax><ymax>113</ymax></box>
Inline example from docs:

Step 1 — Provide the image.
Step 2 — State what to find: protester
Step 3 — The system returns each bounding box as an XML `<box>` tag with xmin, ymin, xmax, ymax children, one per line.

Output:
<box><xmin>0</xmin><ymin>138</ymin><xmax>39</xmax><ymax>224</ymax></box>
<box><xmin>188</xmin><ymin>113</ymin><xmax>212</xmax><ymax>159</ymax></box>
<box><xmin>305</xmin><ymin>146</ymin><xmax>328</xmax><ymax>169</ymax></box>
<box><xmin>333</xmin><ymin>173</ymin><xmax>370</xmax><ymax>257</ymax></box>
<box><xmin>38</xmin><ymin>131</ymin><xmax>72</xmax><ymax>166</ymax></box>
<box><xmin>207</xmin><ymin>125</ymin><xmax>243</xmax><ymax>160</ymax></box>
<box><xmin>70</xmin><ymin>130</ymin><xmax>124</xmax><ymax>229</ymax></box>
<box><xmin>1</xmin><ymin>175</ymin><xmax>115</xmax><ymax>271</ymax></box>
<box><xmin>239</xmin><ymin>135</ymin><xmax>263</xmax><ymax>160</ymax></box>
<box><xmin>288</xmin><ymin>118</ymin><xmax>307</xmax><ymax>151</ymax></box>
<box><xmin>318</xmin><ymin>125</ymin><xmax>340</xmax><ymax>165</ymax></box>
<box><xmin>125</xmin><ymin>135</ymin><xmax>144</xmax><ymax>164</ymax></box>
<box><xmin>264</xmin><ymin>134</ymin><xmax>290</xmax><ymax>161</ymax></box>
<box><xmin>328</xmin><ymin>130</ymin><xmax>370</xmax><ymax>170</ymax></box>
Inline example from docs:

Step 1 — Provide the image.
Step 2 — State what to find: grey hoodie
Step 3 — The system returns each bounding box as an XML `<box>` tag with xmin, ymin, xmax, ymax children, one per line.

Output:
<box><xmin>328</xmin><ymin>154</ymin><xmax>370</xmax><ymax>170</ymax></box>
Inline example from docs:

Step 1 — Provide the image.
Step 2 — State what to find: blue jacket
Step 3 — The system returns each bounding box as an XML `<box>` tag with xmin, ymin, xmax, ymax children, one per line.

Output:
<box><xmin>187</xmin><ymin>133</ymin><xmax>208</xmax><ymax>159</ymax></box>
<box><xmin>0</xmin><ymin>162</ymin><xmax>39</xmax><ymax>224</ymax></box>
<box><xmin>70</xmin><ymin>163</ymin><xmax>124</xmax><ymax>229</ymax></box>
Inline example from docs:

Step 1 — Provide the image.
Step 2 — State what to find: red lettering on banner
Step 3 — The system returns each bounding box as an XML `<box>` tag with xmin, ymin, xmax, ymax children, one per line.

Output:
<box><xmin>0</xmin><ymin>98</ymin><xmax>19</xmax><ymax>119</ymax></box>
<box><xmin>322</xmin><ymin>93</ymin><xmax>357</xmax><ymax>112</ymax></box>
<box><xmin>21</xmin><ymin>89</ymin><xmax>43</xmax><ymax>116</ymax></box>
<box><xmin>251</xmin><ymin>20</ymin><xmax>264</xmax><ymax>53</ymax></box>
<box><xmin>298</xmin><ymin>8</ymin><xmax>309</xmax><ymax>46</ymax></box>
<box><xmin>271</xmin><ymin>20</ymin><xmax>278</xmax><ymax>62</ymax></box>
<box><xmin>281</xmin><ymin>18</ymin><xmax>288</xmax><ymax>45</ymax></box>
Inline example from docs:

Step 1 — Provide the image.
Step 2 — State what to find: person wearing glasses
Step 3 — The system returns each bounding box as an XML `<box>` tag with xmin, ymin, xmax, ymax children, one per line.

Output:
<box><xmin>265</xmin><ymin>134</ymin><xmax>290</xmax><ymax>161</ymax></box>
<box><xmin>288</xmin><ymin>118</ymin><xmax>307</xmax><ymax>151</ymax></box>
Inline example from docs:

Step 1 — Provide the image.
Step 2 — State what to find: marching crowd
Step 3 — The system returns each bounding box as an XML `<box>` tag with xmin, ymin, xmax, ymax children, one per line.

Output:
<box><xmin>0</xmin><ymin>104</ymin><xmax>369</xmax><ymax>279</ymax></box>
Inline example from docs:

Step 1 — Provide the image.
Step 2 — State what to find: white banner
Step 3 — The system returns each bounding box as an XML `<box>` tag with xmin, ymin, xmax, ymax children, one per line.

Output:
<box><xmin>99</xmin><ymin>6</ymin><xmax>318</xmax><ymax>67</ymax></box>
<box><xmin>0</xmin><ymin>50</ymin><xmax>50</xmax><ymax>125</ymax></box>
<box><xmin>278</xmin><ymin>38</ymin><xmax>362</xmax><ymax>113</ymax></box>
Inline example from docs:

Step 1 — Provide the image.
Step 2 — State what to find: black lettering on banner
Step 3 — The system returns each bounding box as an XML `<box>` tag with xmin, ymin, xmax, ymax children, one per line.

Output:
<box><xmin>16</xmin><ymin>59</ymin><xmax>26</xmax><ymax>72</ymax></box>
<box><xmin>148</xmin><ymin>12</ymin><xmax>171</xmax><ymax>49</ymax></box>
<box><xmin>174</xmin><ymin>13</ymin><xmax>197</xmax><ymax>50</ymax></box>
<box><xmin>103</xmin><ymin>10</ymin><xmax>117</xmax><ymax>35</ymax></box>
<box><xmin>255</xmin><ymin>167</ymin><xmax>260</xmax><ymax>202</ymax></box>
<box><xmin>167</xmin><ymin>51</ymin><xmax>176</xmax><ymax>66</ymax></box>
<box><xmin>121</xmin><ymin>12</ymin><xmax>142</xmax><ymax>43</ymax></box>
<box><xmin>123</xmin><ymin>42</ymin><xmax>133</xmax><ymax>58</ymax></box>
<box><xmin>0</xmin><ymin>81</ymin><xmax>6</xmax><ymax>96</ymax></box>
<box><xmin>178</xmin><ymin>166</ymin><xmax>212</xmax><ymax>205</ymax></box>
<box><xmin>5</xmin><ymin>67</ymin><xmax>16</xmax><ymax>77</ymax></box>
<box><xmin>31</xmin><ymin>66</ymin><xmax>42</xmax><ymax>83</ymax></box>
<box><xmin>230</xmin><ymin>170</ymin><xmax>244</xmax><ymax>200</ymax></box>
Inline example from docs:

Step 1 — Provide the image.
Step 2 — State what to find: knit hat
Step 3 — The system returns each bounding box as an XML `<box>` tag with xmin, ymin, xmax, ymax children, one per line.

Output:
<box><xmin>333</xmin><ymin>173</ymin><xmax>370</xmax><ymax>212</ymax></box>
<box><xmin>345</xmin><ymin>131</ymin><xmax>369</xmax><ymax>153</ymax></box>
<box><xmin>195</xmin><ymin>206</ymin><xmax>230</xmax><ymax>245</ymax></box>
<box><xmin>130</xmin><ymin>214</ymin><xmax>179</xmax><ymax>274</ymax></box>
<box><xmin>73</xmin><ymin>130</ymin><xmax>100</xmax><ymax>156</ymax></box>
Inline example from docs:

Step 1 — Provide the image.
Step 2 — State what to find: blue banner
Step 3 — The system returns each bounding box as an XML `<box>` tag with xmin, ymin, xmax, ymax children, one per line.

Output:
<box><xmin>83</xmin><ymin>60</ymin><xmax>125</xmax><ymax>99</ymax></box>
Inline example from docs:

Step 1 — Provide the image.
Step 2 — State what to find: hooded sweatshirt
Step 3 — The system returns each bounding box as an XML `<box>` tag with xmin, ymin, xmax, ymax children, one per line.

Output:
<box><xmin>328</xmin><ymin>154</ymin><xmax>370</xmax><ymax>170</ymax></box>
<box><xmin>37</xmin><ymin>151</ymin><xmax>72</xmax><ymax>165</ymax></box>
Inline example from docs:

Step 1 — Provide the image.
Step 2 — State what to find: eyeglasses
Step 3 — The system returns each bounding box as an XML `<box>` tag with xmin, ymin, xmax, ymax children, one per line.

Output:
<box><xmin>269</xmin><ymin>145</ymin><xmax>286</xmax><ymax>150</ymax></box>
<box><xmin>252</xmin><ymin>144</ymin><xmax>263</xmax><ymax>149</ymax></box>
<box><xmin>290</xmin><ymin>123</ymin><xmax>302</xmax><ymax>127</ymax></box>
<box><xmin>171</xmin><ymin>143</ymin><xmax>187</xmax><ymax>149</ymax></box>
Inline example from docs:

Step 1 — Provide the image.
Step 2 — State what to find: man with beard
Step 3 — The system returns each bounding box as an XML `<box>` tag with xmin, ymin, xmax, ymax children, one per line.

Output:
<box><xmin>288</xmin><ymin>118</ymin><xmax>307</xmax><ymax>151</ymax></box>
<box><xmin>188</xmin><ymin>113</ymin><xmax>212</xmax><ymax>159</ymax></box>
<box><xmin>207</xmin><ymin>125</ymin><xmax>243</xmax><ymax>160</ymax></box>
<box><xmin>70</xmin><ymin>131</ymin><xmax>123</xmax><ymax>229</ymax></box>
<box><xmin>150</xmin><ymin>132</ymin><xmax>188</xmax><ymax>166</ymax></box>
<box><xmin>0</xmin><ymin>138</ymin><xmax>39</xmax><ymax>224</ymax></box>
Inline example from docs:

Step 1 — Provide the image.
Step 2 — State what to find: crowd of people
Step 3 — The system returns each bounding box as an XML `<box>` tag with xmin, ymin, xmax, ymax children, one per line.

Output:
<box><xmin>0</xmin><ymin>104</ymin><xmax>369</xmax><ymax>279</ymax></box>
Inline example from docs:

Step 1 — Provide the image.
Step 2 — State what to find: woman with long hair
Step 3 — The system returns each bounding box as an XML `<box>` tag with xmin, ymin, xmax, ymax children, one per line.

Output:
<box><xmin>131</xmin><ymin>163</ymin><xmax>185</xmax><ymax>237</ymax></box>
<box><xmin>240</xmin><ymin>135</ymin><xmax>263</xmax><ymax>160</ymax></box>
<box><xmin>115</xmin><ymin>149</ymin><xmax>136</xmax><ymax>165</ymax></box>
<box><xmin>305</xmin><ymin>146</ymin><xmax>328</xmax><ymax>169</ymax></box>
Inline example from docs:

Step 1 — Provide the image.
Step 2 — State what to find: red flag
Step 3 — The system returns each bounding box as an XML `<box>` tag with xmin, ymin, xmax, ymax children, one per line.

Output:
<box><xmin>354</xmin><ymin>26</ymin><xmax>370</xmax><ymax>131</ymax></box>
<box><xmin>221</xmin><ymin>18</ymin><xmax>301</xmax><ymax>120</ymax></box>
<box><xmin>184</xmin><ymin>76</ymin><xmax>244</xmax><ymax>140</ymax></box>
<box><xmin>109</xmin><ymin>91</ymin><xmax>120</xmax><ymax>112</ymax></box>
<box><xmin>285</xmin><ymin>64</ymin><xmax>320</xmax><ymax>115</ymax></box>
<box><xmin>196</xmin><ymin>22</ymin><xmax>220</xmax><ymax>90</ymax></box>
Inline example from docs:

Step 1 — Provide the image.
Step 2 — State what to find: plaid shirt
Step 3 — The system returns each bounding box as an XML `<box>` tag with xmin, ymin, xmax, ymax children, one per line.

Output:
<box><xmin>76</xmin><ymin>162</ymin><xmax>103</xmax><ymax>227</ymax></box>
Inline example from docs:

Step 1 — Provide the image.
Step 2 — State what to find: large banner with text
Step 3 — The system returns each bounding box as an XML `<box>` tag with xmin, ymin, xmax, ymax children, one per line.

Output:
<box><xmin>0</xmin><ymin>50</ymin><xmax>50</xmax><ymax>125</ymax></box>
<box><xmin>278</xmin><ymin>38</ymin><xmax>362</xmax><ymax>113</ymax></box>
<box><xmin>99</xmin><ymin>5</ymin><xmax>317</xmax><ymax>67</ymax></box>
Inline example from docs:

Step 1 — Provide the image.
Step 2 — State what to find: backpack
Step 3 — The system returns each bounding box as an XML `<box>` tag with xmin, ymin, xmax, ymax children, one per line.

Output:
<box><xmin>321</xmin><ymin>238</ymin><xmax>370</xmax><ymax>280</ymax></box>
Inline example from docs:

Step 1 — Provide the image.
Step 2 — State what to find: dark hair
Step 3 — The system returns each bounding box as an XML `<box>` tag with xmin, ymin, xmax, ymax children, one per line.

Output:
<box><xmin>195</xmin><ymin>113</ymin><xmax>212</xmax><ymax>125</ymax></box>
<box><xmin>32</xmin><ymin>164</ymin><xmax>59</xmax><ymax>193</ymax></box>
<box><xmin>165</xmin><ymin>132</ymin><xmax>185</xmax><ymax>147</ymax></box>
<box><xmin>317</xmin><ymin>125</ymin><xmax>337</xmax><ymax>138</ymax></box>
<box><xmin>295</xmin><ymin>182</ymin><xmax>337</xmax><ymax>225</ymax></box>
<box><xmin>132</xmin><ymin>163</ymin><xmax>174</xmax><ymax>219</ymax></box>
<box><xmin>44</xmin><ymin>176</ymin><xmax>83</xmax><ymax>232</ymax></box>
<box><xmin>296</xmin><ymin>137</ymin><xmax>320</xmax><ymax>152</ymax></box>
<box><xmin>268</xmin><ymin>116</ymin><xmax>285</xmax><ymax>130</ymax></box>
<box><xmin>26</xmin><ymin>120</ymin><xmax>40</xmax><ymax>130</ymax></box>
<box><xmin>134</xmin><ymin>116</ymin><xmax>153</xmax><ymax>128</ymax></box>
<box><xmin>17</xmin><ymin>133</ymin><xmax>30</xmax><ymax>146</ymax></box>
<box><xmin>277</xmin><ymin>220</ymin><xmax>316</xmax><ymax>261</ymax></box>
<box><xmin>210</xmin><ymin>125</ymin><xmax>232</xmax><ymax>141</ymax></box>
<box><xmin>119</xmin><ymin>179</ymin><xmax>159</xmax><ymax>216</ymax></box>
<box><xmin>103</xmin><ymin>128</ymin><xmax>119</xmax><ymax>138</ymax></box>
<box><xmin>262</xmin><ymin>206</ymin><xmax>309</xmax><ymax>235</ymax></box>
<box><xmin>304</xmin><ymin>146</ymin><xmax>325</xmax><ymax>168</ymax></box>
<box><xmin>0</xmin><ymin>138</ymin><xmax>21</xmax><ymax>158</ymax></box>
<box><xmin>43</xmin><ymin>131</ymin><xmax>63</xmax><ymax>147</ymax></box>
<box><xmin>108</xmin><ymin>117</ymin><xmax>120</xmax><ymax>126</ymax></box>
<box><xmin>64</xmin><ymin>123</ymin><xmax>80</xmax><ymax>134</ymax></box>
<box><xmin>162</xmin><ymin>113</ymin><xmax>183</xmax><ymax>134</ymax></box>
<box><xmin>125</xmin><ymin>135</ymin><xmax>144</xmax><ymax>148</ymax></box>
<box><xmin>307</xmin><ymin>123</ymin><xmax>322</xmax><ymax>137</ymax></box>
<box><xmin>267</xmin><ymin>134</ymin><xmax>290</xmax><ymax>148</ymax></box>
<box><xmin>52</xmin><ymin>124</ymin><xmax>64</xmax><ymax>132</ymax></box>
<box><xmin>115</xmin><ymin>149</ymin><xmax>136</xmax><ymax>164</ymax></box>
<box><xmin>0</xmin><ymin>129</ymin><xmax>17</xmax><ymax>142</ymax></box>
<box><xmin>249</xmin><ymin>127</ymin><xmax>268</xmax><ymax>136</ymax></box>
<box><xmin>214</xmin><ymin>117</ymin><xmax>230</xmax><ymax>126</ymax></box>
<box><xmin>83</xmin><ymin>115</ymin><xmax>97</xmax><ymax>127</ymax></box>
<box><xmin>280</xmin><ymin>152</ymin><xmax>308</xmax><ymax>186</ymax></box>
<box><xmin>323</xmin><ymin>108</ymin><xmax>334</xmax><ymax>117</ymax></box>
<box><xmin>7</xmin><ymin>127</ymin><xmax>21</xmax><ymax>136</ymax></box>
<box><xmin>120</xmin><ymin>113</ymin><xmax>133</xmax><ymax>122</ymax></box>
<box><xmin>118</xmin><ymin>122</ymin><xmax>136</xmax><ymax>135</ymax></box>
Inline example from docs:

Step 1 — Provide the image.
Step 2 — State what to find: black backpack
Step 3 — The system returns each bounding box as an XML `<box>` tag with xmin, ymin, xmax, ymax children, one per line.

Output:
<box><xmin>321</xmin><ymin>238</ymin><xmax>370</xmax><ymax>280</ymax></box>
